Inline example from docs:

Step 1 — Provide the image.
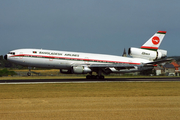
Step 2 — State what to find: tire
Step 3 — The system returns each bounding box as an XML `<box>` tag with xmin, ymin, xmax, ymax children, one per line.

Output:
<box><xmin>27</xmin><ymin>72</ymin><xmax>31</xmax><ymax>76</ymax></box>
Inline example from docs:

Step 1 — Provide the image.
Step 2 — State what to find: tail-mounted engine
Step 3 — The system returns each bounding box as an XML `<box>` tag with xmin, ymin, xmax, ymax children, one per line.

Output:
<box><xmin>128</xmin><ymin>47</ymin><xmax>167</xmax><ymax>61</ymax></box>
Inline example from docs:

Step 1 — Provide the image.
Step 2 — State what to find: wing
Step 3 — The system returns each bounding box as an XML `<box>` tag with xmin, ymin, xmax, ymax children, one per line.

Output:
<box><xmin>89</xmin><ymin>64</ymin><xmax>135</xmax><ymax>70</ymax></box>
<box><xmin>87</xmin><ymin>64</ymin><xmax>138</xmax><ymax>74</ymax></box>
<box><xmin>85</xmin><ymin>58</ymin><xmax>172</xmax><ymax>74</ymax></box>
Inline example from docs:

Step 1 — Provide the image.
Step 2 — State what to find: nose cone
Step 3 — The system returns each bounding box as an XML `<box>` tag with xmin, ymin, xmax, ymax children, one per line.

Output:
<box><xmin>4</xmin><ymin>55</ymin><xmax>7</xmax><ymax>60</ymax></box>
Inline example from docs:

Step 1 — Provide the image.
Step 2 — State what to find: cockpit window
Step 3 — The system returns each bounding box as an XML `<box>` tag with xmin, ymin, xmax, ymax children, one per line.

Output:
<box><xmin>8</xmin><ymin>52</ymin><xmax>15</xmax><ymax>55</ymax></box>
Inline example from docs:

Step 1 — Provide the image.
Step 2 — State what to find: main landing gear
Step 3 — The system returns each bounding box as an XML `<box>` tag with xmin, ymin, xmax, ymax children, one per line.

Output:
<box><xmin>86</xmin><ymin>70</ymin><xmax>105</xmax><ymax>79</ymax></box>
<box><xmin>86</xmin><ymin>75</ymin><xmax>104</xmax><ymax>79</ymax></box>
<box><xmin>27</xmin><ymin>69</ymin><xmax>40</xmax><ymax>76</ymax></box>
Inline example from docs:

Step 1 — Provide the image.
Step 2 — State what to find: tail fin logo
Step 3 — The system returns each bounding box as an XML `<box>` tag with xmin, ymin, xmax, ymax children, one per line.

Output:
<box><xmin>152</xmin><ymin>36</ymin><xmax>160</xmax><ymax>45</ymax></box>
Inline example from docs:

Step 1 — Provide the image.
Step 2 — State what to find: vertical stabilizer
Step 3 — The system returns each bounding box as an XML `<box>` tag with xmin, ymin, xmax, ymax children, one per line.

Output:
<box><xmin>141</xmin><ymin>31</ymin><xmax>166</xmax><ymax>51</ymax></box>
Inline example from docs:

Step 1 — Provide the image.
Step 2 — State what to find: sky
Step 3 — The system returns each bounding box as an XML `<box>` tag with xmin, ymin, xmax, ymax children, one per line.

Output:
<box><xmin>1</xmin><ymin>0</ymin><xmax>180</xmax><ymax>56</ymax></box>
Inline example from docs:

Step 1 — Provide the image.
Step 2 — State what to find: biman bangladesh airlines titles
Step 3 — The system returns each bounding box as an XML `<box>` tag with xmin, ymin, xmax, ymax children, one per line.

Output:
<box><xmin>4</xmin><ymin>31</ymin><xmax>171</xmax><ymax>79</ymax></box>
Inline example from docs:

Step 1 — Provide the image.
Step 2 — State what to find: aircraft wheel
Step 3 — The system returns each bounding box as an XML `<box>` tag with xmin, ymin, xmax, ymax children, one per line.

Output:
<box><xmin>27</xmin><ymin>72</ymin><xmax>31</xmax><ymax>76</ymax></box>
<box><xmin>92</xmin><ymin>75</ymin><xmax>96</xmax><ymax>79</ymax></box>
<box><xmin>96</xmin><ymin>75</ymin><xmax>104</xmax><ymax>79</ymax></box>
<box><xmin>86</xmin><ymin>75</ymin><xmax>91</xmax><ymax>79</ymax></box>
<box><xmin>86</xmin><ymin>75</ymin><xmax>104</xmax><ymax>79</ymax></box>
<box><xmin>96</xmin><ymin>75</ymin><xmax>100</xmax><ymax>79</ymax></box>
<box><xmin>100</xmin><ymin>75</ymin><xmax>104</xmax><ymax>79</ymax></box>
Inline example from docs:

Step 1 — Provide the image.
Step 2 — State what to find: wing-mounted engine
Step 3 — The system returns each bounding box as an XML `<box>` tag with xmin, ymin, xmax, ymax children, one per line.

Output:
<box><xmin>60</xmin><ymin>66</ymin><xmax>92</xmax><ymax>74</ymax></box>
<box><xmin>128</xmin><ymin>47</ymin><xmax>167</xmax><ymax>61</ymax></box>
<box><xmin>72</xmin><ymin>66</ymin><xmax>92</xmax><ymax>74</ymax></box>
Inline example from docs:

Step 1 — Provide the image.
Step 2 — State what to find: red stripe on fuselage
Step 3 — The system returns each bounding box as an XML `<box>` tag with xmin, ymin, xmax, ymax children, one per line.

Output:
<box><xmin>10</xmin><ymin>54</ymin><xmax>141</xmax><ymax>65</ymax></box>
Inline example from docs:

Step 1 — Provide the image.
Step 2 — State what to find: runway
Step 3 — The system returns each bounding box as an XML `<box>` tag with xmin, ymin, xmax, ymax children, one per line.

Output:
<box><xmin>0</xmin><ymin>77</ymin><xmax>180</xmax><ymax>84</ymax></box>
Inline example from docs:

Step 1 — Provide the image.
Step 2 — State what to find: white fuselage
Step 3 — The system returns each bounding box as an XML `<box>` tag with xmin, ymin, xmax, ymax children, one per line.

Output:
<box><xmin>4</xmin><ymin>31</ymin><xmax>167</xmax><ymax>78</ymax></box>
<box><xmin>6</xmin><ymin>48</ymin><xmax>151</xmax><ymax>70</ymax></box>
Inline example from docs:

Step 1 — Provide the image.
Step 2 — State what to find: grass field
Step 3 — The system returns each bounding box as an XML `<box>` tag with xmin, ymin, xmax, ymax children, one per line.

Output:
<box><xmin>0</xmin><ymin>82</ymin><xmax>180</xmax><ymax>120</ymax></box>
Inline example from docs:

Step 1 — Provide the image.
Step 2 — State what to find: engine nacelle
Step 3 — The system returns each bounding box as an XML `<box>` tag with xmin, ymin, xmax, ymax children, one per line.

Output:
<box><xmin>72</xmin><ymin>66</ymin><xmax>92</xmax><ymax>74</ymax></box>
<box><xmin>60</xmin><ymin>66</ymin><xmax>92</xmax><ymax>74</ymax></box>
<box><xmin>157</xmin><ymin>49</ymin><xmax>167</xmax><ymax>58</ymax></box>
<box><xmin>128</xmin><ymin>47</ymin><xmax>167</xmax><ymax>60</ymax></box>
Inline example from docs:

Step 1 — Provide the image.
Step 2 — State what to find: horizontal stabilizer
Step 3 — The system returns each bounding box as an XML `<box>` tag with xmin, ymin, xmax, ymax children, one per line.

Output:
<box><xmin>143</xmin><ymin>58</ymin><xmax>173</xmax><ymax>66</ymax></box>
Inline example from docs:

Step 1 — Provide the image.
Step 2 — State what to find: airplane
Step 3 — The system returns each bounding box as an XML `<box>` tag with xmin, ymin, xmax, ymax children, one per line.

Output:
<box><xmin>4</xmin><ymin>31</ymin><xmax>171</xmax><ymax>79</ymax></box>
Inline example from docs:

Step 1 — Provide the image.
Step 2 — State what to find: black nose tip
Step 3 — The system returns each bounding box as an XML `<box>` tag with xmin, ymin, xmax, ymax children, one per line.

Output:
<box><xmin>4</xmin><ymin>55</ymin><xmax>7</xmax><ymax>60</ymax></box>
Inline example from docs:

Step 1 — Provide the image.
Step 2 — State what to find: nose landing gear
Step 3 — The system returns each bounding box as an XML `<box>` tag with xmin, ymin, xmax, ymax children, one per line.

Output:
<box><xmin>27</xmin><ymin>72</ymin><xmax>31</xmax><ymax>76</ymax></box>
<box><xmin>27</xmin><ymin>67</ymin><xmax>32</xmax><ymax>76</ymax></box>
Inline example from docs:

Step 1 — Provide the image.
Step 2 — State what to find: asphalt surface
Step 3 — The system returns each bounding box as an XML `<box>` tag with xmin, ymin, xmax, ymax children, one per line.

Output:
<box><xmin>0</xmin><ymin>77</ymin><xmax>180</xmax><ymax>84</ymax></box>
